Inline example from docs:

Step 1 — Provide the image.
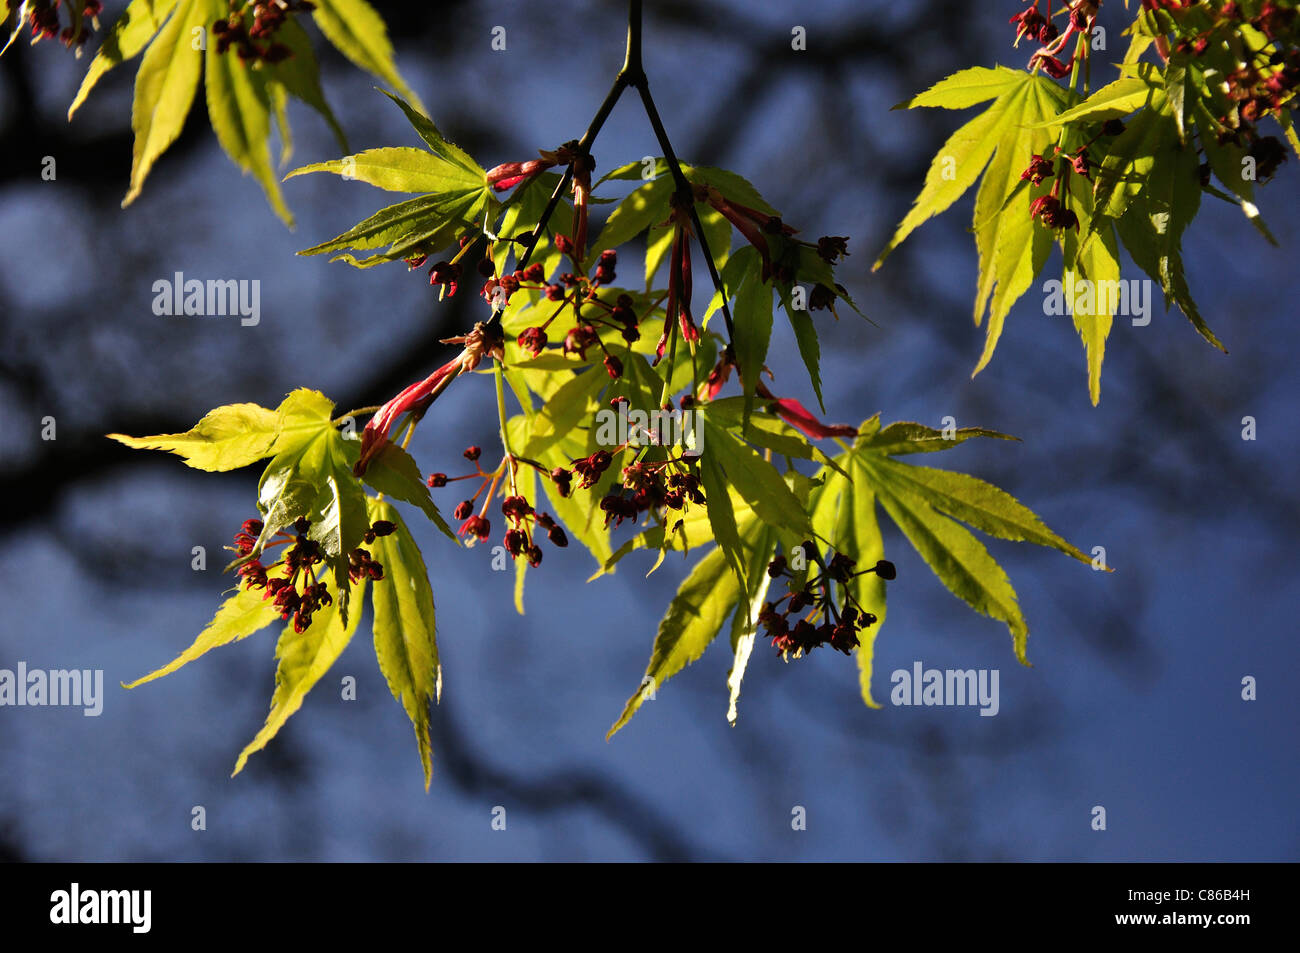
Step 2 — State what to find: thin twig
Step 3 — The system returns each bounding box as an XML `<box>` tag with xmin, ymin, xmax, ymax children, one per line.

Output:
<box><xmin>484</xmin><ymin>17</ymin><xmax>638</xmax><ymax>332</ymax></box>
<box><xmin>632</xmin><ymin>77</ymin><xmax>738</xmax><ymax>348</ymax></box>
<box><xmin>494</xmin><ymin>361</ymin><xmax>518</xmax><ymax>495</ymax></box>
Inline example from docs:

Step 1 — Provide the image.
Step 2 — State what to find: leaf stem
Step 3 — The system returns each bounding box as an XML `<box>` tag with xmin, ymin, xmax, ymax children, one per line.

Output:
<box><xmin>494</xmin><ymin>359</ymin><xmax>518</xmax><ymax>495</ymax></box>
<box><xmin>1066</xmin><ymin>32</ymin><xmax>1088</xmax><ymax>98</ymax></box>
<box><xmin>333</xmin><ymin>406</ymin><xmax>380</xmax><ymax>425</ymax></box>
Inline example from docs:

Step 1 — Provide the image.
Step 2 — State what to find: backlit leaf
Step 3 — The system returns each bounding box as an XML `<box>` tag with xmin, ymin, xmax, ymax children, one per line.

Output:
<box><xmin>205</xmin><ymin>35</ymin><xmax>292</xmax><ymax>225</ymax></box>
<box><xmin>68</xmin><ymin>0</ymin><xmax>180</xmax><ymax>118</ymax></box>
<box><xmin>368</xmin><ymin>499</ymin><xmax>439</xmax><ymax>790</ymax></box>
<box><xmin>311</xmin><ymin>0</ymin><xmax>420</xmax><ymax>107</ymax></box>
<box><xmin>232</xmin><ymin>574</ymin><xmax>366</xmax><ymax>776</ymax></box>
<box><xmin>108</xmin><ymin>402</ymin><xmax>280</xmax><ymax>471</ymax></box>
<box><xmin>123</xmin><ymin>585</ymin><xmax>282</xmax><ymax>688</ymax></box>
<box><xmin>124</xmin><ymin>0</ymin><xmax>204</xmax><ymax>208</ymax></box>
<box><xmin>608</xmin><ymin>545</ymin><xmax>742</xmax><ymax>738</ymax></box>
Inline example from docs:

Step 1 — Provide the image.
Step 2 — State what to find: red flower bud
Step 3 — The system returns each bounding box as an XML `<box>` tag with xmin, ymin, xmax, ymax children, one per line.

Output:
<box><xmin>503</xmin><ymin>528</ymin><xmax>527</xmax><ymax>556</ymax></box>
<box><xmin>768</xmin><ymin>397</ymin><xmax>858</xmax><ymax>440</ymax></box>
<box><xmin>517</xmin><ymin>326</ymin><xmax>548</xmax><ymax>357</ymax></box>
<box><xmin>485</xmin><ymin>157</ymin><xmax>555</xmax><ymax>192</ymax></box>
<box><xmin>550</xmin><ymin>467</ymin><xmax>573</xmax><ymax>497</ymax></box>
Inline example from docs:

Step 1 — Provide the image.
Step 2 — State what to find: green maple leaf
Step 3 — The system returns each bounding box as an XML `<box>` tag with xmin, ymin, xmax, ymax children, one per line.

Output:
<box><xmin>605</xmin><ymin>414</ymin><xmax>1092</xmax><ymax>735</ymax></box>
<box><xmin>290</xmin><ymin>91</ymin><xmax>496</xmax><ymax>266</ymax></box>
<box><xmin>876</xmin><ymin>68</ymin><xmax>1076</xmax><ymax>384</ymax></box>
<box><xmin>233</xmin><ymin>572</ymin><xmax>367</xmax><ymax>777</ymax></box>
<box><xmin>67</xmin><ymin>0</ymin><xmax>411</xmax><ymax>224</ymax></box>
<box><xmin>367</xmin><ymin>499</ymin><xmax>440</xmax><ymax>789</ymax></box>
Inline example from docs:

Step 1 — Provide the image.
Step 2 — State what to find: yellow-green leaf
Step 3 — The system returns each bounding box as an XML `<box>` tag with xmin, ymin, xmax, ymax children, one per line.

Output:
<box><xmin>205</xmin><ymin>33</ymin><xmax>293</xmax><ymax>225</ymax></box>
<box><xmin>874</xmin><ymin>76</ymin><xmax>1031</xmax><ymax>269</ymax></box>
<box><xmin>972</xmin><ymin>78</ymin><xmax>1065</xmax><ymax>375</ymax></box>
<box><xmin>591</xmin><ymin>174</ymin><xmax>676</xmax><ymax>257</ymax></box>
<box><xmin>608</xmin><ymin>545</ymin><xmax>742</xmax><ymax>739</ymax></box>
<box><xmin>725</xmin><ymin>525</ymin><xmax>777</xmax><ymax>725</ymax></box>
<box><xmin>703</xmin><ymin>419</ymin><xmax>812</xmax><ymax>541</ymax></box>
<box><xmin>107</xmin><ymin>402</ymin><xmax>280</xmax><ymax>471</ymax></box>
<box><xmin>1090</xmin><ymin>92</ymin><xmax>1172</xmax><ymax>227</ymax></box>
<box><xmin>858</xmin><ymin>421</ymin><xmax>1015</xmax><ymax>455</ymax></box>
<box><xmin>311</xmin><ymin>0</ymin><xmax>421</xmax><ymax>108</ymax></box>
<box><xmin>124</xmin><ymin>0</ymin><xmax>204</xmax><ymax>207</ymax></box>
<box><xmin>123</xmin><ymin>585</ymin><xmax>282</xmax><ymax>688</ymax></box>
<box><xmin>232</xmin><ymin>576</ymin><xmax>366</xmax><ymax>776</ymax></box>
<box><xmin>871</xmin><ymin>474</ymin><xmax>1031</xmax><ymax>665</ymax></box>
<box><xmin>286</xmin><ymin>146</ymin><xmax>483</xmax><ymax>194</ymax></box>
<box><xmin>1065</xmin><ymin>178</ymin><xmax>1122</xmax><ymax>405</ymax></box>
<box><xmin>1033</xmin><ymin>73</ymin><xmax>1158</xmax><ymax>128</ymax></box>
<box><xmin>872</xmin><ymin>459</ymin><xmax>1091</xmax><ymax>564</ymax></box>
<box><xmin>368</xmin><ymin>499</ymin><xmax>439</xmax><ymax>790</ymax></box>
<box><xmin>68</xmin><ymin>0</ymin><xmax>180</xmax><ymax>118</ymax></box>
<box><xmin>897</xmin><ymin>65</ymin><xmax>1026</xmax><ymax>110</ymax></box>
<box><xmin>378</xmin><ymin>89</ymin><xmax>483</xmax><ymax>177</ymax></box>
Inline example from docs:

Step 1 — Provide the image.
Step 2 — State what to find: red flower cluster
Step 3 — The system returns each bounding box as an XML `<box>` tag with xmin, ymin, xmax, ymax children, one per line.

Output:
<box><xmin>1010</xmin><ymin>2</ymin><xmax>1056</xmax><ymax>47</ymax></box>
<box><xmin>1021</xmin><ymin>153</ymin><xmax>1056</xmax><ymax>186</ymax></box>
<box><xmin>1018</xmin><ymin>118</ymin><xmax>1126</xmax><ymax>232</ymax></box>
<box><xmin>758</xmin><ymin>547</ymin><xmax>895</xmax><ymax>659</ymax></box>
<box><xmin>426</xmin><ymin>448</ymin><xmax>570</xmax><ymax>562</ymax></box>
<box><xmin>598</xmin><ymin>456</ymin><xmax>705</xmax><ymax>529</ymax></box>
<box><xmin>233</xmin><ymin>516</ymin><xmax>390</xmax><ymax>633</ymax></box>
<box><xmin>1188</xmin><ymin>4</ymin><xmax>1299</xmax><ymax>180</ymax></box>
<box><xmin>499</xmin><ymin>495</ymin><xmax>567</xmax><ymax>567</ymax></box>
<box><xmin>1010</xmin><ymin>1</ymin><xmax>1102</xmax><ymax>78</ymax></box>
<box><xmin>816</xmin><ymin>236</ymin><xmax>850</xmax><ymax>263</ymax></box>
<box><xmin>428</xmin><ymin>260</ymin><xmax>462</xmax><ymax>296</ymax></box>
<box><xmin>24</xmin><ymin>0</ymin><xmax>102</xmax><ymax>49</ymax></box>
<box><xmin>515</xmin><ymin>254</ymin><xmax>634</xmax><ymax>378</ymax></box>
<box><xmin>570</xmin><ymin>450</ymin><xmax>614</xmax><ymax>490</ymax></box>
<box><xmin>213</xmin><ymin>0</ymin><xmax>315</xmax><ymax>62</ymax></box>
